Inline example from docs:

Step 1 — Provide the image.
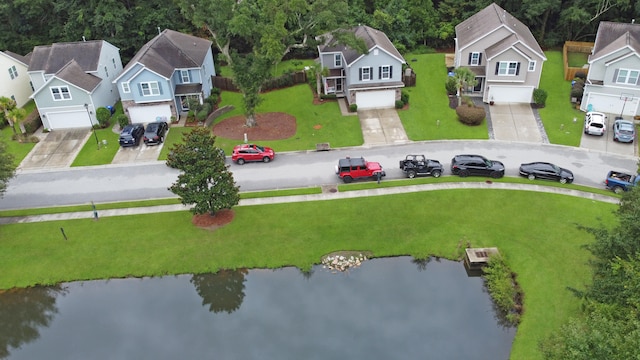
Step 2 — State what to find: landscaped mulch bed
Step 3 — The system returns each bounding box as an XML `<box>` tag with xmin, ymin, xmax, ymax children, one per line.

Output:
<box><xmin>192</xmin><ymin>209</ymin><xmax>235</xmax><ymax>230</ymax></box>
<box><xmin>212</xmin><ymin>112</ymin><xmax>296</xmax><ymax>141</ymax></box>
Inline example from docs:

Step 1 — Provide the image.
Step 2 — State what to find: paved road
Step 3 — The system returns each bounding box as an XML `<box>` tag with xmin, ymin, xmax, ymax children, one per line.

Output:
<box><xmin>1</xmin><ymin>140</ymin><xmax>636</xmax><ymax>210</ymax></box>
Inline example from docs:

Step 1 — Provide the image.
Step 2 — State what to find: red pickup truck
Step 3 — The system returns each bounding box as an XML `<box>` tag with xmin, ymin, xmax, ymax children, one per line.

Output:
<box><xmin>335</xmin><ymin>157</ymin><xmax>386</xmax><ymax>183</ymax></box>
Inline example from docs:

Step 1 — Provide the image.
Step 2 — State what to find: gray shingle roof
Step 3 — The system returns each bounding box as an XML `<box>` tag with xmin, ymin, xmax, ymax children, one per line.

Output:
<box><xmin>2</xmin><ymin>51</ymin><xmax>28</xmax><ymax>66</ymax></box>
<box><xmin>455</xmin><ymin>3</ymin><xmax>544</xmax><ymax>59</ymax></box>
<box><xmin>591</xmin><ymin>21</ymin><xmax>640</xmax><ymax>60</ymax></box>
<box><xmin>318</xmin><ymin>25</ymin><xmax>405</xmax><ymax>65</ymax></box>
<box><xmin>55</xmin><ymin>60</ymin><xmax>102</xmax><ymax>92</ymax></box>
<box><xmin>28</xmin><ymin>40</ymin><xmax>104</xmax><ymax>74</ymax></box>
<box><xmin>124</xmin><ymin>29</ymin><xmax>212</xmax><ymax>79</ymax></box>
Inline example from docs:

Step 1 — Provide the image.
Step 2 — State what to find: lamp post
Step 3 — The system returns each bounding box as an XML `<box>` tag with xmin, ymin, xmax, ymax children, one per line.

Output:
<box><xmin>85</xmin><ymin>103</ymin><xmax>100</xmax><ymax>149</ymax></box>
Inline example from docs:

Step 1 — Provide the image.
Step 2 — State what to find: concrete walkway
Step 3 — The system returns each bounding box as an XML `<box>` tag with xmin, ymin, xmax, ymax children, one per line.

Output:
<box><xmin>0</xmin><ymin>182</ymin><xmax>618</xmax><ymax>224</ymax></box>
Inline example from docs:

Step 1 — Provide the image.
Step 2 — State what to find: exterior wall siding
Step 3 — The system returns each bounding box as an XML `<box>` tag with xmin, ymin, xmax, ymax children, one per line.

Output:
<box><xmin>33</xmin><ymin>77</ymin><xmax>91</xmax><ymax>109</ymax></box>
<box><xmin>348</xmin><ymin>49</ymin><xmax>402</xmax><ymax>86</ymax></box>
<box><xmin>0</xmin><ymin>55</ymin><xmax>32</xmax><ymax>107</ymax></box>
<box><xmin>128</xmin><ymin>70</ymin><xmax>172</xmax><ymax>103</ymax></box>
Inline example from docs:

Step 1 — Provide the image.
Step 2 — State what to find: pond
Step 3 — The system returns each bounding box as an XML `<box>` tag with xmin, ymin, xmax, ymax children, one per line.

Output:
<box><xmin>1</xmin><ymin>257</ymin><xmax>515</xmax><ymax>359</ymax></box>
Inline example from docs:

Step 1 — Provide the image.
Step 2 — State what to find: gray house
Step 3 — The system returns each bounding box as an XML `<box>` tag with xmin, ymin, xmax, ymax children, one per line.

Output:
<box><xmin>113</xmin><ymin>29</ymin><xmax>215</xmax><ymax>123</ymax></box>
<box><xmin>454</xmin><ymin>3</ymin><xmax>546</xmax><ymax>104</ymax></box>
<box><xmin>581</xmin><ymin>21</ymin><xmax>640</xmax><ymax>116</ymax></box>
<box><xmin>27</xmin><ymin>40</ymin><xmax>123</xmax><ymax>130</ymax></box>
<box><xmin>317</xmin><ymin>25</ymin><xmax>405</xmax><ymax>110</ymax></box>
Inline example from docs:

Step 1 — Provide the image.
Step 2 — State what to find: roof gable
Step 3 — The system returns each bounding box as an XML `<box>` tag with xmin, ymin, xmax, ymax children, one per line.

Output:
<box><xmin>318</xmin><ymin>25</ymin><xmax>405</xmax><ymax>65</ymax></box>
<box><xmin>1</xmin><ymin>51</ymin><xmax>28</xmax><ymax>66</ymax></box>
<box><xmin>591</xmin><ymin>22</ymin><xmax>640</xmax><ymax>62</ymax></box>
<box><xmin>28</xmin><ymin>40</ymin><xmax>105</xmax><ymax>74</ymax></box>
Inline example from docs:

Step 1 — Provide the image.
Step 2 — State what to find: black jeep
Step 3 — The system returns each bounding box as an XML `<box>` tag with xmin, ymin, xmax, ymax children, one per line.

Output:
<box><xmin>399</xmin><ymin>155</ymin><xmax>443</xmax><ymax>178</ymax></box>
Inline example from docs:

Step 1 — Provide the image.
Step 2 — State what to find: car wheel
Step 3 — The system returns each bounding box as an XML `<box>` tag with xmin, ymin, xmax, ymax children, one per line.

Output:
<box><xmin>343</xmin><ymin>176</ymin><xmax>353</xmax><ymax>183</ymax></box>
<box><xmin>528</xmin><ymin>174</ymin><xmax>535</xmax><ymax>181</ymax></box>
<box><xmin>407</xmin><ymin>170</ymin><xmax>417</xmax><ymax>179</ymax></box>
<box><xmin>432</xmin><ymin>169</ymin><xmax>442</xmax><ymax>178</ymax></box>
<box><xmin>613</xmin><ymin>186</ymin><xmax>624</xmax><ymax>194</ymax></box>
<box><xmin>237</xmin><ymin>158</ymin><xmax>245</xmax><ymax>165</ymax></box>
<box><xmin>263</xmin><ymin>156</ymin><xmax>271</xmax><ymax>163</ymax></box>
<box><xmin>458</xmin><ymin>170</ymin><xmax>470</xmax><ymax>177</ymax></box>
<box><xmin>490</xmin><ymin>171</ymin><xmax>502</xmax><ymax>179</ymax></box>
<box><xmin>559</xmin><ymin>178</ymin><xmax>567</xmax><ymax>184</ymax></box>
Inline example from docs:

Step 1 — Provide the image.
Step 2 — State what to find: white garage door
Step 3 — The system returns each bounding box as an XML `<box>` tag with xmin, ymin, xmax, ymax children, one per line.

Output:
<box><xmin>128</xmin><ymin>104</ymin><xmax>172</xmax><ymax>123</ymax></box>
<box><xmin>488</xmin><ymin>86</ymin><xmax>533</xmax><ymax>103</ymax></box>
<box><xmin>583</xmin><ymin>93</ymin><xmax>639</xmax><ymax>116</ymax></box>
<box><xmin>356</xmin><ymin>90</ymin><xmax>396</xmax><ymax>110</ymax></box>
<box><xmin>47</xmin><ymin>111</ymin><xmax>91</xmax><ymax>129</ymax></box>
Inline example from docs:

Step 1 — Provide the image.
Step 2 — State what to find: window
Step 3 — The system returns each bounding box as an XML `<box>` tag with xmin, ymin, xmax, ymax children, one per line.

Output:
<box><xmin>112</xmin><ymin>58</ymin><xmax>116</xmax><ymax>69</ymax></box>
<box><xmin>122</xmin><ymin>82</ymin><xmax>130</xmax><ymax>93</ymax></box>
<box><xmin>29</xmin><ymin>81</ymin><xmax>34</xmax><ymax>91</ymax></box>
<box><xmin>181</xmin><ymin>70</ymin><xmax>190</xmax><ymax>83</ymax></box>
<box><xmin>616</xmin><ymin>69</ymin><xmax>640</xmax><ymax>85</ymax></box>
<box><xmin>50</xmin><ymin>86</ymin><xmax>71</xmax><ymax>101</ymax></box>
<box><xmin>496</xmin><ymin>61</ymin><xmax>519</xmax><ymax>76</ymax></box>
<box><xmin>379</xmin><ymin>65</ymin><xmax>392</xmax><ymax>80</ymax></box>
<box><xmin>469</xmin><ymin>52</ymin><xmax>481</xmax><ymax>66</ymax></box>
<box><xmin>140</xmin><ymin>82</ymin><xmax>160</xmax><ymax>96</ymax></box>
<box><xmin>8</xmin><ymin>65</ymin><xmax>17</xmax><ymax>79</ymax></box>
<box><xmin>360</xmin><ymin>67</ymin><xmax>372</xmax><ymax>81</ymax></box>
<box><xmin>334</xmin><ymin>54</ymin><xmax>341</xmax><ymax>67</ymax></box>
<box><xmin>528</xmin><ymin>61</ymin><xmax>536</xmax><ymax>72</ymax></box>
<box><xmin>104</xmin><ymin>66</ymin><xmax>109</xmax><ymax>78</ymax></box>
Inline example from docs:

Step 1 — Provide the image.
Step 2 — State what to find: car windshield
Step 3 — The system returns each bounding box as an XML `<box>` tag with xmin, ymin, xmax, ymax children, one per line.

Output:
<box><xmin>484</xmin><ymin>159</ymin><xmax>492</xmax><ymax>167</ymax></box>
<box><xmin>255</xmin><ymin>145</ymin><xmax>265</xmax><ymax>152</ymax></box>
<box><xmin>147</xmin><ymin>124</ymin><xmax>158</xmax><ymax>131</ymax></box>
<box><xmin>590</xmin><ymin>123</ymin><xmax>604</xmax><ymax>128</ymax></box>
<box><xmin>552</xmin><ymin>164</ymin><xmax>560</xmax><ymax>173</ymax></box>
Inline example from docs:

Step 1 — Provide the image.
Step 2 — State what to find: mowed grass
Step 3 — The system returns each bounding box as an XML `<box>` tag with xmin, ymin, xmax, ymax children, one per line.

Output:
<box><xmin>0</xmin><ymin>190</ymin><xmax>617</xmax><ymax>359</ymax></box>
<box><xmin>71</xmin><ymin>102</ymin><xmax>124</xmax><ymax>166</ymax></box>
<box><xmin>400</xmin><ymin>53</ymin><xmax>489</xmax><ymax>140</ymax></box>
<box><xmin>0</xmin><ymin>126</ymin><xmax>36</xmax><ymax>166</ymax></box>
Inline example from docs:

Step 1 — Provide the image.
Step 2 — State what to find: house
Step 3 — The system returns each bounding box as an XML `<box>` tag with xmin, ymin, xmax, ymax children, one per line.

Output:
<box><xmin>454</xmin><ymin>3</ymin><xmax>546</xmax><ymax>104</ymax></box>
<box><xmin>317</xmin><ymin>25</ymin><xmax>405</xmax><ymax>110</ymax></box>
<box><xmin>581</xmin><ymin>21</ymin><xmax>640</xmax><ymax>116</ymax></box>
<box><xmin>0</xmin><ymin>51</ymin><xmax>33</xmax><ymax>107</ymax></box>
<box><xmin>113</xmin><ymin>29</ymin><xmax>215</xmax><ymax>123</ymax></box>
<box><xmin>27</xmin><ymin>40</ymin><xmax>123</xmax><ymax>130</ymax></box>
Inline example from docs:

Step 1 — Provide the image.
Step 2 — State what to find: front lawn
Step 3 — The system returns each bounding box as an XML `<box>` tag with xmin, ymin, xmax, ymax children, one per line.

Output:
<box><xmin>0</xmin><ymin>190</ymin><xmax>616</xmax><ymax>360</ymax></box>
<box><xmin>0</xmin><ymin>126</ymin><xmax>36</xmax><ymax>166</ymax></box>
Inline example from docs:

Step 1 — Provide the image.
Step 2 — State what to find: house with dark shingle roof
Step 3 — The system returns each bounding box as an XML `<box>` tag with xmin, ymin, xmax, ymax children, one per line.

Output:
<box><xmin>27</xmin><ymin>40</ymin><xmax>122</xmax><ymax>130</ymax></box>
<box><xmin>581</xmin><ymin>21</ymin><xmax>640</xmax><ymax>116</ymax></box>
<box><xmin>0</xmin><ymin>50</ymin><xmax>33</xmax><ymax>107</ymax></box>
<box><xmin>317</xmin><ymin>25</ymin><xmax>405</xmax><ymax>110</ymax></box>
<box><xmin>454</xmin><ymin>3</ymin><xmax>546</xmax><ymax>104</ymax></box>
<box><xmin>113</xmin><ymin>29</ymin><xmax>215</xmax><ymax>124</ymax></box>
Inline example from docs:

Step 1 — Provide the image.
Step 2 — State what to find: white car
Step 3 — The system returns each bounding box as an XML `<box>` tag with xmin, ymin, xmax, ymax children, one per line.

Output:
<box><xmin>584</xmin><ymin>111</ymin><xmax>607</xmax><ymax>136</ymax></box>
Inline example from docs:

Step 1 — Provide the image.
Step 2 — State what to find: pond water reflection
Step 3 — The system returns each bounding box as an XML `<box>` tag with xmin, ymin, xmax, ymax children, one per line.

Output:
<box><xmin>2</xmin><ymin>257</ymin><xmax>515</xmax><ymax>359</ymax></box>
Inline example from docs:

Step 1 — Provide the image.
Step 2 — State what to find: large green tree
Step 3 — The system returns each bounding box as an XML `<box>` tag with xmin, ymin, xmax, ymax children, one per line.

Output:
<box><xmin>0</xmin><ymin>141</ymin><xmax>16</xmax><ymax>198</ymax></box>
<box><xmin>167</xmin><ymin>127</ymin><xmax>239</xmax><ymax>216</ymax></box>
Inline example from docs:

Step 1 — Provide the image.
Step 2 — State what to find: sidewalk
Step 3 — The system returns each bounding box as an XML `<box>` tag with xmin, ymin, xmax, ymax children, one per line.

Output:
<box><xmin>0</xmin><ymin>182</ymin><xmax>618</xmax><ymax>224</ymax></box>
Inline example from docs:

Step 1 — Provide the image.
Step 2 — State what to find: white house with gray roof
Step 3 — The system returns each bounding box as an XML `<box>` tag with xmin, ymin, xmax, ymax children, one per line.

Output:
<box><xmin>113</xmin><ymin>29</ymin><xmax>215</xmax><ymax>124</ymax></box>
<box><xmin>317</xmin><ymin>25</ymin><xmax>406</xmax><ymax>110</ymax></box>
<box><xmin>581</xmin><ymin>21</ymin><xmax>640</xmax><ymax>116</ymax></box>
<box><xmin>454</xmin><ymin>3</ymin><xmax>546</xmax><ymax>104</ymax></box>
<box><xmin>27</xmin><ymin>40</ymin><xmax>122</xmax><ymax>130</ymax></box>
<box><xmin>0</xmin><ymin>51</ymin><xmax>33</xmax><ymax>107</ymax></box>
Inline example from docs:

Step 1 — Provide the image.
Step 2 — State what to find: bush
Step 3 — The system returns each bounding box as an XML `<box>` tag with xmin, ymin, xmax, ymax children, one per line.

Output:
<box><xmin>195</xmin><ymin>110</ymin><xmax>209</xmax><ymax>121</ymax></box>
<box><xmin>445</xmin><ymin>77</ymin><xmax>457</xmax><ymax>96</ymax></box>
<box><xmin>483</xmin><ymin>254</ymin><xmax>522</xmax><ymax>325</ymax></box>
<box><xmin>116</xmin><ymin>114</ymin><xmax>129</xmax><ymax>128</ymax></box>
<box><xmin>395</xmin><ymin>100</ymin><xmax>405</xmax><ymax>109</ymax></box>
<box><xmin>575</xmin><ymin>71</ymin><xmax>587</xmax><ymax>80</ymax></box>
<box><xmin>570</xmin><ymin>79</ymin><xmax>584</xmax><ymax>99</ymax></box>
<box><xmin>320</xmin><ymin>94</ymin><xmax>337</xmax><ymax>100</ymax></box>
<box><xmin>401</xmin><ymin>91</ymin><xmax>409</xmax><ymax>105</ymax></box>
<box><xmin>533</xmin><ymin>88</ymin><xmax>548</xmax><ymax>107</ymax></box>
<box><xmin>96</xmin><ymin>107</ymin><xmax>111</xmax><ymax>128</ymax></box>
<box><xmin>349</xmin><ymin>104</ymin><xmax>358</xmax><ymax>112</ymax></box>
<box><xmin>22</xmin><ymin>110</ymin><xmax>42</xmax><ymax>134</ymax></box>
<box><xmin>455</xmin><ymin>104</ymin><xmax>485</xmax><ymax>125</ymax></box>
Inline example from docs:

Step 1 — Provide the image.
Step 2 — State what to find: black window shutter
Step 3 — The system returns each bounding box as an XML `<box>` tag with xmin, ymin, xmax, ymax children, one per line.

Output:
<box><xmin>495</xmin><ymin>63</ymin><xmax>499</xmax><ymax>75</ymax></box>
<box><xmin>379</xmin><ymin>67</ymin><xmax>382</xmax><ymax>79</ymax></box>
<box><xmin>359</xmin><ymin>68</ymin><xmax>362</xmax><ymax>81</ymax></box>
<box><xmin>516</xmin><ymin>63</ymin><xmax>520</xmax><ymax>75</ymax></box>
<box><xmin>613</xmin><ymin>69</ymin><xmax>619</xmax><ymax>82</ymax></box>
<box><xmin>390</xmin><ymin>66</ymin><xmax>393</xmax><ymax>78</ymax></box>
<box><xmin>370</xmin><ymin>67</ymin><xmax>373</xmax><ymax>78</ymax></box>
<box><xmin>468</xmin><ymin>53</ymin><xmax>472</xmax><ymax>65</ymax></box>
<box><xmin>478</xmin><ymin>54</ymin><xmax>482</xmax><ymax>65</ymax></box>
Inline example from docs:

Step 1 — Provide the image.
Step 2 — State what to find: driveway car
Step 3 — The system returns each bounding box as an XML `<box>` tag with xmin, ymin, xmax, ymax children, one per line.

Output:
<box><xmin>143</xmin><ymin>121</ymin><xmax>169</xmax><ymax>145</ymax></box>
<box><xmin>232</xmin><ymin>144</ymin><xmax>275</xmax><ymax>164</ymax></box>
<box><xmin>613</xmin><ymin>119</ymin><xmax>635</xmax><ymax>143</ymax></box>
<box><xmin>584</xmin><ymin>111</ymin><xmax>607</xmax><ymax>136</ymax></box>
<box><xmin>519</xmin><ymin>162</ymin><xmax>574</xmax><ymax>184</ymax></box>
<box><xmin>450</xmin><ymin>154</ymin><xmax>505</xmax><ymax>178</ymax></box>
<box><xmin>119</xmin><ymin>123</ymin><xmax>145</xmax><ymax>147</ymax></box>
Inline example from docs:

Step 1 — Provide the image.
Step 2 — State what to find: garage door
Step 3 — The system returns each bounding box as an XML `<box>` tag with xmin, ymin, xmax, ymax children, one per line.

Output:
<box><xmin>355</xmin><ymin>90</ymin><xmax>396</xmax><ymax>110</ymax></box>
<box><xmin>46</xmin><ymin>111</ymin><xmax>91</xmax><ymax>129</ymax></box>
<box><xmin>488</xmin><ymin>86</ymin><xmax>533</xmax><ymax>103</ymax></box>
<box><xmin>582</xmin><ymin>93</ymin><xmax>640</xmax><ymax>116</ymax></box>
<box><xmin>128</xmin><ymin>104</ymin><xmax>172</xmax><ymax>123</ymax></box>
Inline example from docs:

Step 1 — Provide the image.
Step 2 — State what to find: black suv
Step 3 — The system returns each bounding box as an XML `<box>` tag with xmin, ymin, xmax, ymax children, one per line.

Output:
<box><xmin>143</xmin><ymin>121</ymin><xmax>168</xmax><ymax>145</ymax></box>
<box><xmin>119</xmin><ymin>123</ymin><xmax>145</xmax><ymax>147</ymax></box>
<box><xmin>450</xmin><ymin>154</ymin><xmax>505</xmax><ymax>178</ymax></box>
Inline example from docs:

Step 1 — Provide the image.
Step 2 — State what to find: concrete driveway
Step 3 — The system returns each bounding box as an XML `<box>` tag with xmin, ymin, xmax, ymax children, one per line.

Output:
<box><xmin>579</xmin><ymin>113</ymin><xmax>637</xmax><ymax>157</ymax></box>
<box><xmin>489</xmin><ymin>103</ymin><xmax>544</xmax><ymax>142</ymax></box>
<box><xmin>357</xmin><ymin>108</ymin><xmax>409</xmax><ymax>146</ymax></box>
<box><xmin>110</xmin><ymin>127</ymin><xmax>169</xmax><ymax>164</ymax></box>
<box><xmin>18</xmin><ymin>128</ymin><xmax>91</xmax><ymax>170</ymax></box>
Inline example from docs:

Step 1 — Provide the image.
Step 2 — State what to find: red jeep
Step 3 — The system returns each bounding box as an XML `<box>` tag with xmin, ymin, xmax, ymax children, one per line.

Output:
<box><xmin>335</xmin><ymin>157</ymin><xmax>386</xmax><ymax>183</ymax></box>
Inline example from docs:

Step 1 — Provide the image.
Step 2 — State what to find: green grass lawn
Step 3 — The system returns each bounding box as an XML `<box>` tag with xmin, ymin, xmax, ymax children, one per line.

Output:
<box><xmin>400</xmin><ymin>53</ymin><xmax>489</xmax><ymax>140</ymax></box>
<box><xmin>218</xmin><ymin>58</ymin><xmax>317</xmax><ymax>78</ymax></box>
<box><xmin>567</xmin><ymin>52</ymin><xmax>589</xmax><ymax>67</ymax></box>
<box><xmin>0</xmin><ymin>190</ymin><xmax>617</xmax><ymax>360</ymax></box>
<box><xmin>0</xmin><ymin>126</ymin><xmax>36</xmax><ymax>166</ymax></box>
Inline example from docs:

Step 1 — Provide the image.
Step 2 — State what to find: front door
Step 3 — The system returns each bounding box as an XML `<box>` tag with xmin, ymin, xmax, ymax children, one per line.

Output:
<box><xmin>336</xmin><ymin>78</ymin><xmax>343</xmax><ymax>93</ymax></box>
<box><xmin>473</xmin><ymin>77</ymin><xmax>483</xmax><ymax>93</ymax></box>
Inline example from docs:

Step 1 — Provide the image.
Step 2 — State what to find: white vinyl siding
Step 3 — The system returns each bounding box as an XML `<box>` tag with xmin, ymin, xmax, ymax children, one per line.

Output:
<box><xmin>50</xmin><ymin>86</ymin><xmax>71</xmax><ymax>101</ymax></box>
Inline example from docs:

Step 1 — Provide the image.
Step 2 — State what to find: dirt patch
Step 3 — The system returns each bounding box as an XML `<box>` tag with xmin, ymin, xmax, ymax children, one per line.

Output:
<box><xmin>192</xmin><ymin>209</ymin><xmax>235</xmax><ymax>231</ymax></box>
<box><xmin>212</xmin><ymin>112</ymin><xmax>296</xmax><ymax>141</ymax></box>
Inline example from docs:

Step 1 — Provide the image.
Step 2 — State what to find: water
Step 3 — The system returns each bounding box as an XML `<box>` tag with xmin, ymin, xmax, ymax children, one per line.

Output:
<box><xmin>1</xmin><ymin>257</ymin><xmax>515</xmax><ymax>359</ymax></box>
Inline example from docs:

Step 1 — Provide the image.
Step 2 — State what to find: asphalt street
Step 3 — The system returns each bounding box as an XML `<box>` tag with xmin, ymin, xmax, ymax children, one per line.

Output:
<box><xmin>0</xmin><ymin>140</ymin><xmax>636</xmax><ymax>210</ymax></box>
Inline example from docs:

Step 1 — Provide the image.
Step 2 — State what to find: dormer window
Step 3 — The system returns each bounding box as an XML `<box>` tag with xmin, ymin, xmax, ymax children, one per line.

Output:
<box><xmin>334</xmin><ymin>54</ymin><xmax>341</xmax><ymax>67</ymax></box>
<box><xmin>616</xmin><ymin>69</ymin><xmax>640</xmax><ymax>85</ymax></box>
<box><xmin>469</xmin><ymin>52</ymin><xmax>481</xmax><ymax>66</ymax></box>
<box><xmin>181</xmin><ymin>70</ymin><xmax>190</xmax><ymax>83</ymax></box>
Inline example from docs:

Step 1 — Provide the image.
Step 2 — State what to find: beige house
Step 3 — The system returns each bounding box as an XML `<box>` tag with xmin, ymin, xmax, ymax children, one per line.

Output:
<box><xmin>454</xmin><ymin>3</ymin><xmax>546</xmax><ymax>104</ymax></box>
<box><xmin>0</xmin><ymin>51</ymin><xmax>33</xmax><ymax>107</ymax></box>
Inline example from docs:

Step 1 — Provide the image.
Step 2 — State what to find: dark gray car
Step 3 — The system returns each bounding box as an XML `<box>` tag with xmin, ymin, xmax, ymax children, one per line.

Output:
<box><xmin>143</xmin><ymin>121</ymin><xmax>169</xmax><ymax>145</ymax></box>
<box><xmin>119</xmin><ymin>123</ymin><xmax>145</xmax><ymax>147</ymax></box>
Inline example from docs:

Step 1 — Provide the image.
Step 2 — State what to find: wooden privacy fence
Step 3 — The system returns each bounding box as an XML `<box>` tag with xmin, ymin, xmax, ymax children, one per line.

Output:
<box><xmin>212</xmin><ymin>71</ymin><xmax>308</xmax><ymax>92</ymax></box>
<box><xmin>563</xmin><ymin>41</ymin><xmax>593</xmax><ymax>81</ymax></box>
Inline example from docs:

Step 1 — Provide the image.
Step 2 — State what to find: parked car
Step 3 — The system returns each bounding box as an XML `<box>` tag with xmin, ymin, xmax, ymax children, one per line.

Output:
<box><xmin>231</xmin><ymin>144</ymin><xmax>275</xmax><ymax>164</ymax></box>
<box><xmin>613</xmin><ymin>119</ymin><xmax>635</xmax><ymax>143</ymax></box>
<box><xmin>450</xmin><ymin>154</ymin><xmax>504</xmax><ymax>178</ymax></box>
<box><xmin>519</xmin><ymin>162</ymin><xmax>574</xmax><ymax>184</ymax></box>
<box><xmin>399</xmin><ymin>154</ymin><xmax>443</xmax><ymax>178</ymax></box>
<box><xmin>119</xmin><ymin>123</ymin><xmax>145</xmax><ymax>147</ymax></box>
<box><xmin>335</xmin><ymin>156</ymin><xmax>385</xmax><ymax>183</ymax></box>
<box><xmin>584</xmin><ymin>111</ymin><xmax>607</xmax><ymax>136</ymax></box>
<box><xmin>605</xmin><ymin>170</ymin><xmax>640</xmax><ymax>193</ymax></box>
<box><xmin>143</xmin><ymin>121</ymin><xmax>169</xmax><ymax>145</ymax></box>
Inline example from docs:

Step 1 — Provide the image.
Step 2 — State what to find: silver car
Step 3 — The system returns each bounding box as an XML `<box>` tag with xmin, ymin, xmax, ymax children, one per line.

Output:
<box><xmin>613</xmin><ymin>119</ymin><xmax>635</xmax><ymax>143</ymax></box>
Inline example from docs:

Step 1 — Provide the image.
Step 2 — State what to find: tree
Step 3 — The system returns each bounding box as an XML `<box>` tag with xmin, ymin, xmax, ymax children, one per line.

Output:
<box><xmin>452</xmin><ymin>67</ymin><xmax>477</xmax><ymax>106</ymax></box>
<box><xmin>0</xmin><ymin>97</ymin><xmax>17</xmax><ymax>134</ymax></box>
<box><xmin>167</xmin><ymin>127</ymin><xmax>239</xmax><ymax>216</ymax></box>
<box><xmin>0</xmin><ymin>141</ymin><xmax>16</xmax><ymax>197</ymax></box>
<box><xmin>95</xmin><ymin>107</ymin><xmax>111</xmax><ymax>128</ymax></box>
